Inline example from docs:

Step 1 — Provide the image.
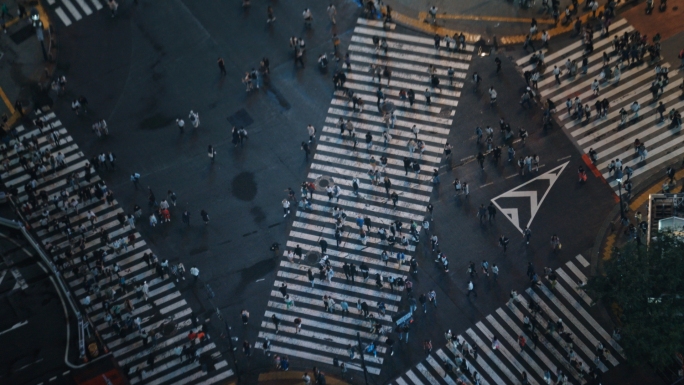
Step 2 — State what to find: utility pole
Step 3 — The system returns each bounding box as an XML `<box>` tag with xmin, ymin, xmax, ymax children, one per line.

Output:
<box><xmin>618</xmin><ymin>178</ymin><xmax>625</xmax><ymax>220</ymax></box>
<box><xmin>216</xmin><ymin>308</ymin><xmax>240</xmax><ymax>382</ymax></box>
<box><xmin>356</xmin><ymin>332</ymin><xmax>369</xmax><ymax>385</ymax></box>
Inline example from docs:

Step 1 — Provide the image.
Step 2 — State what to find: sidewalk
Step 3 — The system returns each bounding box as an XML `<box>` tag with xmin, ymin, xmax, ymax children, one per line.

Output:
<box><xmin>0</xmin><ymin>1</ymin><xmax>56</xmax><ymax>131</ymax></box>
<box><xmin>258</xmin><ymin>370</ymin><xmax>351</xmax><ymax>385</ymax></box>
<box><xmin>382</xmin><ymin>0</ymin><xmax>632</xmax><ymax>43</ymax></box>
<box><xmin>596</xmin><ymin>167</ymin><xmax>684</xmax><ymax>268</ymax></box>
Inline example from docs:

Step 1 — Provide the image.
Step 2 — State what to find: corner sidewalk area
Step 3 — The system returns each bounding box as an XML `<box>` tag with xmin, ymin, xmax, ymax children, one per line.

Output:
<box><xmin>0</xmin><ymin>1</ymin><xmax>56</xmax><ymax>132</ymax></box>
<box><xmin>258</xmin><ymin>370</ymin><xmax>350</xmax><ymax>385</ymax></box>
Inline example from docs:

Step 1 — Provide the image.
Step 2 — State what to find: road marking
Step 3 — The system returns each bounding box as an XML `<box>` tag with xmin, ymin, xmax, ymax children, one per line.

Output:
<box><xmin>0</xmin><ymin>320</ymin><xmax>28</xmax><ymax>336</ymax></box>
<box><xmin>465</xmin><ymin>329</ymin><xmax>518</xmax><ymax>383</ymax></box>
<box><xmin>436</xmin><ymin>13</ymin><xmax>556</xmax><ymax>24</ymax></box>
<box><xmin>89</xmin><ymin>0</ymin><xmax>103</xmax><ymax>10</ymax></box>
<box><xmin>61</xmin><ymin>0</ymin><xmax>83</xmax><ymax>20</ymax></box>
<box><xmin>556</xmin><ymin>267</ymin><xmax>592</xmax><ymax>305</ymax></box>
<box><xmin>0</xmin><ymin>86</ymin><xmax>15</xmax><ymax>114</ymax></box>
<box><xmin>74</xmin><ymin>0</ymin><xmax>92</xmax><ymax>15</ymax></box>
<box><xmin>416</xmin><ymin>363</ymin><xmax>441</xmax><ymax>385</ymax></box>
<box><xmin>491</xmin><ymin>162</ymin><xmax>568</xmax><ymax>233</ymax></box>
<box><xmin>523</xmin><ymin>291</ymin><xmax>606</xmax><ymax>372</ymax></box>
<box><xmin>405</xmin><ymin>370</ymin><xmax>426</xmax><ymax>385</ymax></box>
<box><xmin>557</xmin><ymin>155</ymin><xmax>572</xmax><ymax>161</ymax></box>
<box><xmin>425</xmin><ymin>355</ymin><xmax>458</xmax><ymax>385</ymax></box>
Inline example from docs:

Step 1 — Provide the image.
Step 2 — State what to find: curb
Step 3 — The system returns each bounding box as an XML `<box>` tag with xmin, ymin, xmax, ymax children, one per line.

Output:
<box><xmin>389</xmin><ymin>5</ymin><xmax>608</xmax><ymax>45</ymax></box>
<box><xmin>3</xmin><ymin>2</ymin><xmax>58</xmax><ymax>131</ymax></box>
<box><xmin>390</xmin><ymin>10</ymin><xmax>482</xmax><ymax>43</ymax></box>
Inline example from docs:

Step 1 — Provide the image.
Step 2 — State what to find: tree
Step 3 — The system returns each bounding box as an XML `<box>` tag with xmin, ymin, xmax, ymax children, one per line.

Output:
<box><xmin>586</xmin><ymin>232</ymin><xmax>684</xmax><ymax>369</ymax></box>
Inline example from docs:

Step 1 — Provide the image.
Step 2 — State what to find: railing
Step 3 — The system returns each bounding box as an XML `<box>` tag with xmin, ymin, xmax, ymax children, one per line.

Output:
<box><xmin>1</xmin><ymin>196</ymin><xmax>110</xmax><ymax>368</ymax></box>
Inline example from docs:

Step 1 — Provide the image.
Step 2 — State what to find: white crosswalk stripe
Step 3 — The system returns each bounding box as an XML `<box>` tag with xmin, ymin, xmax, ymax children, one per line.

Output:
<box><xmin>257</xmin><ymin>17</ymin><xmax>471</xmax><ymax>374</ymax></box>
<box><xmin>50</xmin><ymin>0</ymin><xmax>106</xmax><ymax>26</ymax></box>
<box><xmin>1</xmin><ymin>111</ymin><xmax>234</xmax><ymax>385</ymax></box>
<box><xmin>515</xmin><ymin>18</ymin><xmax>683</xmax><ymax>194</ymax></box>
<box><xmin>389</xmin><ymin>259</ymin><xmax>623</xmax><ymax>385</ymax></box>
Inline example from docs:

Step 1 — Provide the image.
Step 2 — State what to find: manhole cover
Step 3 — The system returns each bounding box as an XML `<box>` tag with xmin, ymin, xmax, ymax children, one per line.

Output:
<box><xmin>315</xmin><ymin>176</ymin><xmax>333</xmax><ymax>191</ymax></box>
<box><xmin>306</xmin><ymin>251</ymin><xmax>320</xmax><ymax>264</ymax></box>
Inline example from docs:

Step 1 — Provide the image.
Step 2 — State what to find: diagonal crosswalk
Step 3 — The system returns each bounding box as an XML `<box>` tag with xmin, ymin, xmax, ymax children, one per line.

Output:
<box><xmin>1</xmin><ymin>111</ymin><xmax>234</xmax><ymax>385</ymax></box>
<box><xmin>390</xmin><ymin>255</ymin><xmax>623</xmax><ymax>385</ymax></box>
<box><xmin>51</xmin><ymin>0</ymin><xmax>104</xmax><ymax>27</ymax></box>
<box><xmin>256</xmin><ymin>18</ymin><xmax>473</xmax><ymax>375</ymax></box>
<box><xmin>515</xmin><ymin>18</ymin><xmax>683</xmax><ymax>194</ymax></box>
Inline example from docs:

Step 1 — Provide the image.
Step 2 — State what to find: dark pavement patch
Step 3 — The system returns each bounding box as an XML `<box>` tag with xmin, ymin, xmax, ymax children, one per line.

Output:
<box><xmin>139</xmin><ymin>113</ymin><xmax>175</xmax><ymax>130</ymax></box>
<box><xmin>226</xmin><ymin>108</ymin><xmax>254</xmax><ymax>128</ymax></box>
<box><xmin>231</xmin><ymin>171</ymin><xmax>257</xmax><ymax>201</ymax></box>
<box><xmin>234</xmin><ymin>258</ymin><xmax>279</xmax><ymax>295</ymax></box>
<box><xmin>266</xmin><ymin>88</ymin><xmax>291</xmax><ymax>111</ymax></box>
<box><xmin>10</xmin><ymin>24</ymin><xmax>34</xmax><ymax>45</ymax></box>
<box><xmin>250</xmin><ymin>206</ymin><xmax>266</xmax><ymax>223</ymax></box>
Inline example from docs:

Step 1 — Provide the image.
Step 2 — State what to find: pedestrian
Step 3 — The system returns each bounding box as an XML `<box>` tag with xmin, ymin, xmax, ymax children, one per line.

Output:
<box><xmin>553</xmin><ymin>65</ymin><xmax>562</xmax><ymax>85</ymax></box>
<box><xmin>419</xmin><ymin>293</ymin><xmax>427</xmax><ymax>313</ymax></box>
<box><xmin>302</xmin><ymin>8</ymin><xmax>313</xmax><ymax>27</ymax></box>
<box><xmin>467</xmin><ymin>280</ymin><xmax>477</xmax><ymax>297</ymax></box>
<box><xmin>492</xmin><ymin>336</ymin><xmax>500</xmax><ymax>350</ymax></box>
<box><xmin>130</xmin><ymin>173</ymin><xmax>140</xmax><ymax>189</ymax></box>
<box><xmin>190</xmin><ymin>266</ymin><xmax>199</xmax><ymax>281</ymax></box>
<box><xmin>499</xmin><ymin>234</ymin><xmax>509</xmax><ymax>252</ymax></box>
<box><xmin>301</xmin><ymin>142</ymin><xmax>311</xmax><ymax>160</ymax></box>
<box><xmin>541</xmin><ymin>30</ymin><xmax>549</xmax><ymax>48</ymax></box>
<box><xmin>241</xmin><ymin>309</ymin><xmax>250</xmax><ymax>325</ymax></box>
<box><xmin>428</xmin><ymin>5</ymin><xmax>437</xmax><ymax>23</ymax></box>
<box><xmin>518</xmin><ymin>335</ymin><xmax>526</xmax><ymax>352</ymax></box>
<box><xmin>200</xmin><ymin>210</ymin><xmax>210</xmax><ymax>224</ymax></box>
<box><xmin>489</xmin><ymin>87</ymin><xmax>497</xmax><ymax>104</ymax></box>
<box><xmin>266</xmin><ymin>6</ymin><xmax>276</xmax><ymax>23</ymax></box>
<box><xmin>424</xmin><ymin>339</ymin><xmax>433</xmax><ymax>355</ymax></box>
<box><xmin>326</xmin><ymin>3</ymin><xmax>336</xmax><ymax>24</ymax></box>
<box><xmin>208</xmin><ymin>145</ymin><xmax>216</xmax><ymax>163</ymax></box>
<box><xmin>218</xmin><ymin>57</ymin><xmax>227</xmax><ymax>75</ymax></box>
<box><xmin>271</xmin><ymin>314</ymin><xmax>280</xmax><ymax>333</ymax></box>
<box><xmin>428</xmin><ymin>289</ymin><xmax>437</xmax><ymax>307</ymax></box>
<box><xmin>108</xmin><ymin>0</ymin><xmax>118</xmax><ymax>17</ymax></box>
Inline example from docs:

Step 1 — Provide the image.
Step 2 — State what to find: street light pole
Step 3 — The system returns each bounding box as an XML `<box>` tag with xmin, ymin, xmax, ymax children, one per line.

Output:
<box><xmin>216</xmin><ymin>308</ymin><xmax>240</xmax><ymax>382</ymax></box>
<box><xmin>30</xmin><ymin>8</ymin><xmax>47</xmax><ymax>61</ymax></box>
<box><xmin>356</xmin><ymin>332</ymin><xmax>369</xmax><ymax>385</ymax></box>
<box><xmin>618</xmin><ymin>178</ymin><xmax>625</xmax><ymax>220</ymax></box>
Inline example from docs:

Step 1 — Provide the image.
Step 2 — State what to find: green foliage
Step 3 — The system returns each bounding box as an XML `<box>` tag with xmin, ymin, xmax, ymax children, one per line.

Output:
<box><xmin>586</xmin><ymin>232</ymin><xmax>684</xmax><ymax>369</ymax></box>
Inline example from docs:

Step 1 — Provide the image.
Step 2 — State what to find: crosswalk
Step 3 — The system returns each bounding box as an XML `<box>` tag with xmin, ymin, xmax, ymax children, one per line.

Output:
<box><xmin>391</xmin><ymin>255</ymin><xmax>624</xmax><ymax>385</ymax></box>
<box><xmin>1</xmin><ymin>111</ymin><xmax>233</xmax><ymax>385</ymax></box>
<box><xmin>257</xmin><ymin>18</ymin><xmax>472</xmax><ymax>375</ymax></box>
<box><xmin>515</xmin><ymin>18</ymin><xmax>683</xmax><ymax>194</ymax></box>
<box><xmin>47</xmin><ymin>0</ymin><xmax>104</xmax><ymax>27</ymax></box>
